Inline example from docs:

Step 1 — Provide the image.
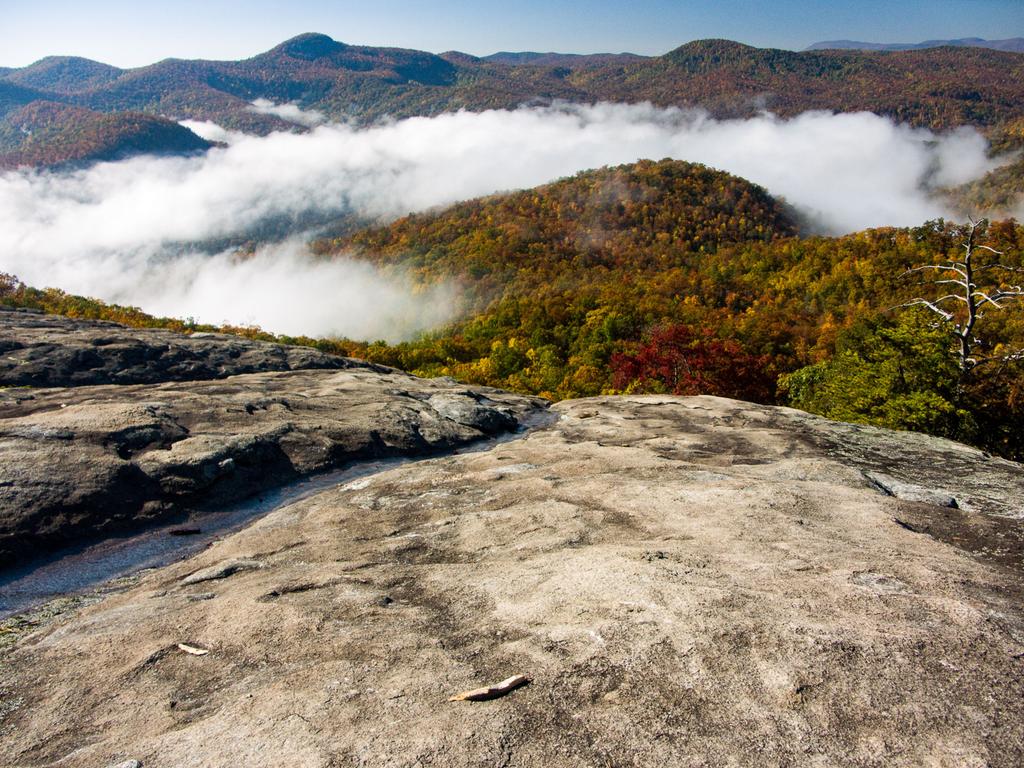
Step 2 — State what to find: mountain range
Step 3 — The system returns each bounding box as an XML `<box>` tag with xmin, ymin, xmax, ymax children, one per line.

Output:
<box><xmin>1</xmin><ymin>32</ymin><xmax>1023</xmax><ymax>168</ymax></box>
<box><xmin>806</xmin><ymin>37</ymin><xmax>1024</xmax><ymax>53</ymax></box>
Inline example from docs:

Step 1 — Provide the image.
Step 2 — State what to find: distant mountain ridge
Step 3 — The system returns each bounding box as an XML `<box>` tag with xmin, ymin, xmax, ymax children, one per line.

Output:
<box><xmin>4</xmin><ymin>56</ymin><xmax>124</xmax><ymax>93</ymax></box>
<box><xmin>1</xmin><ymin>32</ymin><xmax>1023</xmax><ymax>168</ymax></box>
<box><xmin>806</xmin><ymin>37</ymin><xmax>1024</xmax><ymax>53</ymax></box>
<box><xmin>482</xmin><ymin>51</ymin><xmax>646</xmax><ymax>66</ymax></box>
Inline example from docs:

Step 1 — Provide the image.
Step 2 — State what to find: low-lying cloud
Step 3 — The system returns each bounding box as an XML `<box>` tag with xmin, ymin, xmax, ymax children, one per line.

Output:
<box><xmin>115</xmin><ymin>241</ymin><xmax>455</xmax><ymax>341</ymax></box>
<box><xmin>0</xmin><ymin>103</ymin><xmax>1011</xmax><ymax>339</ymax></box>
<box><xmin>249</xmin><ymin>98</ymin><xmax>326</xmax><ymax>128</ymax></box>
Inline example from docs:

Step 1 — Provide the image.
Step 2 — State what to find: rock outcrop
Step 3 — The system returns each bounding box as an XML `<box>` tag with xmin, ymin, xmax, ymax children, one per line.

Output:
<box><xmin>0</xmin><ymin>309</ymin><xmax>545</xmax><ymax>565</ymax></box>
<box><xmin>2</xmin><ymin>396</ymin><xmax>1022</xmax><ymax>767</ymax></box>
<box><xmin>0</xmin><ymin>307</ymin><xmax>364</xmax><ymax>387</ymax></box>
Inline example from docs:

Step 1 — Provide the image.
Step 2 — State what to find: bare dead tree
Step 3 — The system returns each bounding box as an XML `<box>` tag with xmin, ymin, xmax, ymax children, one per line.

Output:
<box><xmin>898</xmin><ymin>218</ymin><xmax>1024</xmax><ymax>382</ymax></box>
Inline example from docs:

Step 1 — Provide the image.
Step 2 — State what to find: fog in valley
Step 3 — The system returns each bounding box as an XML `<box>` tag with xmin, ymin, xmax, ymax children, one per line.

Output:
<box><xmin>0</xmin><ymin>102</ymin><xmax>1009</xmax><ymax>339</ymax></box>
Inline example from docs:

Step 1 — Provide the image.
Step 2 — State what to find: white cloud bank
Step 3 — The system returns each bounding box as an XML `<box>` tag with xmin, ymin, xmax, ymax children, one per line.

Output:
<box><xmin>127</xmin><ymin>241</ymin><xmax>456</xmax><ymax>341</ymax></box>
<box><xmin>0</xmin><ymin>103</ymin><xmax>1010</xmax><ymax>339</ymax></box>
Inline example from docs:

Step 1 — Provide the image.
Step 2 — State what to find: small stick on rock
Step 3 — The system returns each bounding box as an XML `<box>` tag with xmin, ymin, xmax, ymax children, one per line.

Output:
<box><xmin>449</xmin><ymin>674</ymin><xmax>530</xmax><ymax>702</ymax></box>
<box><xmin>177</xmin><ymin>643</ymin><xmax>210</xmax><ymax>656</ymax></box>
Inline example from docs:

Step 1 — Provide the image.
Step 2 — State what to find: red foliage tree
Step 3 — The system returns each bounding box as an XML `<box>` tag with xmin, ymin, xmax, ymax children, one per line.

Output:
<box><xmin>611</xmin><ymin>323</ymin><xmax>776</xmax><ymax>403</ymax></box>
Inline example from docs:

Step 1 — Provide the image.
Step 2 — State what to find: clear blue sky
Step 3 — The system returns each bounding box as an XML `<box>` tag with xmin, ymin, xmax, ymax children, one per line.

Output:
<box><xmin>3</xmin><ymin>0</ymin><xmax>1022</xmax><ymax>68</ymax></box>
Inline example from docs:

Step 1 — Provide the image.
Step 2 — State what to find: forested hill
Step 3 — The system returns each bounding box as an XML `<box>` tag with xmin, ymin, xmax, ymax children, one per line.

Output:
<box><xmin>324</xmin><ymin>159</ymin><xmax>799</xmax><ymax>302</ymax></box>
<box><xmin>3</xmin><ymin>55</ymin><xmax>123</xmax><ymax>93</ymax></box>
<box><xmin>0</xmin><ymin>101</ymin><xmax>212</xmax><ymax>169</ymax></box>
<box><xmin>1</xmin><ymin>32</ymin><xmax>1022</xmax><ymax>143</ymax></box>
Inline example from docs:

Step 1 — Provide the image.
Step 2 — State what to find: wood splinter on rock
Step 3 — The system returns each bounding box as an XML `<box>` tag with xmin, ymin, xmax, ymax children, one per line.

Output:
<box><xmin>449</xmin><ymin>674</ymin><xmax>530</xmax><ymax>702</ymax></box>
<box><xmin>177</xmin><ymin>643</ymin><xmax>210</xmax><ymax>656</ymax></box>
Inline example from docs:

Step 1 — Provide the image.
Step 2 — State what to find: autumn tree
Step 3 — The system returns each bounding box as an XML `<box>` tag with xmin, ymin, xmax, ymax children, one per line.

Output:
<box><xmin>611</xmin><ymin>323</ymin><xmax>776</xmax><ymax>402</ymax></box>
<box><xmin>0</xmin><ymin>273</ymin><xmax>21</xmax><ymax>300</ymax></box>
<box><xmin>780</xmin><ymin>310</ymin><xmax>969</xmax><ymax>439</ymax></box>
<box><xmin>899</xmin><ymin>217</ymin><xmax>1023</xmax><ymax>387</ymax></box>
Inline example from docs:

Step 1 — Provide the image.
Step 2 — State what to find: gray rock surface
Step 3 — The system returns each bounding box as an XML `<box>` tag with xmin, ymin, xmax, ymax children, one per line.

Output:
<box><xmin>0</xmin><ymin>369</ymin><xmax>543</xmax><ymax>566</ymax></box>
<box><xmin>0</xmin><ymin>311</ymin><xmax>546</xmax><ymax>566</ymax></box>
<box><xmin>0</xmin><ymin>306</ymin><xmax>366</xmax><ymax>387</ymax></box>
<box><xmin>179</xmin><ymin>559</ymin><xmax>263</xmax><ymax>586</ymax></box>
<box><xmin>2</xmin><ymin>395</ymin><xmax>1022</xmax><ymax>767</ymax></box>
<box><xmin>864</xmin><ymin>471</ymin><xmax>960</xmax><ymax>508</ymax></box>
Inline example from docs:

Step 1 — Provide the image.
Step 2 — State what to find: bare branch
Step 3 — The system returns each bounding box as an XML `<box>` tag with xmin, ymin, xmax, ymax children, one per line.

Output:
<box><xmin>972</xmin><ymin>349</ymin><xmax>1024</xmax><ymax>367</ymax></box>
<box><xmin>901</xmin><ymin>264</ymin><xmax>968</xmax><ymax>279</ymax></box>
<box><xmin>972</xmin><ymin>292</ymin><xmax>1009</xmax><ymax>310</ymax></box>
<box><xmin>973</xmin><ymin>244</ymin><xmax>1005</xmax><ymax>256</ymax></box>
<box><xmin>931</xmin><ymin>293</ymin><xmax>969</xmax><ymax>305</ymax></box>
<box><xmin>977</xmin><ymin>288</ymin><xmax>1024</xmax><ymax>303</ymax></box>
<box><xmin>896</xmin><ymin>298</ymin><xmax>954</xmax><ymax>321</ymax></box>
<box><xmin>977</xmin><ymin>263</ymin><xmax>1024</xmax><ymax>274</ymax></box>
